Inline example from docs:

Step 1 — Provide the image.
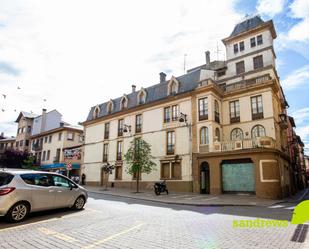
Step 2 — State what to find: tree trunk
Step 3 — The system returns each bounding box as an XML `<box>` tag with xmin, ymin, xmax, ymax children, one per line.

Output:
<box><xmin>136</xmin><ymin>169</ymin><xmax>140</xmax><ymax>193</ymax></box>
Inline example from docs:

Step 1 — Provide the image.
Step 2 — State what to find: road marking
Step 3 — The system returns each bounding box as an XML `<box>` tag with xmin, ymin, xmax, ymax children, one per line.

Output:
<box><xmin>284</xmin><ymin>206</ymin><xmax>296</xmax><ymax>210</ymax></box>
<box><xmin>38</xmin><ymin>227</ymin><xmax>78</xmax><ymax>243</ymax></box>
<box><xmin>82</xmin><ymin>223</ymin><xmax>144</xmax><ymax>249</ymax></box>
<box><xmin>268</xmin><ymin>205</ymin><xmax>285</xmax><ymax>209</ymax></box>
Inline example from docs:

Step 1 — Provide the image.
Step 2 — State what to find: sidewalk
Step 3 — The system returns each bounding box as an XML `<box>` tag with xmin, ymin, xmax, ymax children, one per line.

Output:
<box><xmin>85</xmin><ymin>186</ymin><xmax>296</xmax><ymax>207</ymax></box>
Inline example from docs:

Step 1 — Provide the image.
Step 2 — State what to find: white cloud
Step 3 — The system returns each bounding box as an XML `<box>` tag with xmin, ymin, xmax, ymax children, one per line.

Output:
<box><xmin>292</xmin><ymin>107</ymin><xmax>309</xmax><ymax>125</ymax></box>
<box><xmin>281</xmin><ymin>65</ymin><xmax>309</xmax><ymax>89</ymax></box>
<box><xmin>256</xmin><ymin>0</ymin><xmax>285</xmax><ymax>17</ymax></box>
<box><xmin>0</xmin><ymin>0</ymin><xmax>242</xmax><ymax>136</ymax></box>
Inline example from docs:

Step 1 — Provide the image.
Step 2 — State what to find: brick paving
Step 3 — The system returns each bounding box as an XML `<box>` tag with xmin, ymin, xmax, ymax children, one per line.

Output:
<box><xmin>0</xmin><ymin>192</ymin><xmax>308</xmax><ymax>249</ymax></box>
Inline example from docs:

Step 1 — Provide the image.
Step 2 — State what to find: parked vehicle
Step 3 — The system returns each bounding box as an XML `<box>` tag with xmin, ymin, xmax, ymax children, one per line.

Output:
<box><xmin>154</xmin><ymin>180</ymin><xmax>168</xmax><ymax>195</ymax></box>
<box><xmin>0</xmin><ymin>169</ymin><xmax>88</xmax><ymax>222</ymax></box>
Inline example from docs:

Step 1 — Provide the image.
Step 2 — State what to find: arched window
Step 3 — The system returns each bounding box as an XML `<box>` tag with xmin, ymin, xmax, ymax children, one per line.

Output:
<box><xmin>215</xmin><ymin>128</ymin><xmax>220</xmax><ymax>141</ymax></box>
<box><xmin>120</xmin><ymin>95</ymin><xmax>128</xmax><ymax>110</ymax></box>
<box><xmin>93</xmin><ymin>106</ymin><xmax>100</xmax><ymax>119</ymax></box>
<box><xmin>251</xmin><ymin>125</ymin><xmax>266</xmax><ymax>138</ymax></box>
<box><xmin>200</xmin><ymin>127</ymin><xmax>209</xmax><ymax>145</ymax></box>
<box><xmin>167</xmin><ymin>77</ymin><xmax>179</xmax><ymax>95</ymax></box>
<box><xmin>106</xmin><ymin>100</ymin><xmax>113</xmax><ymax>114</ymax></box>
<box><xmin>230</xmin><ymin>128</ymin><xmax>243</xmax><ymax>140</ymax></box>
<box><xmin>137</xmin><ymin>89</ymin><xmax>147</xmax><ymax>105</ymax></box>
<box><xmin>214</xmin><ymin>100</ymin><xmax>220</xmax><ymax>123</ymax></box>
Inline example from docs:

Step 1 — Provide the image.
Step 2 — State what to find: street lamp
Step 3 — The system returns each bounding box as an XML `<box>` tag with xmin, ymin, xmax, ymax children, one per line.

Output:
<box><xmin>123</xmin><ymin>124</ymin><xmax>131</xmax><ymax>133</ymax></box>
<box><xmin>178</xmin><ymin>112</ymin><xmax>188</xmax><ymax>125</ymax></box>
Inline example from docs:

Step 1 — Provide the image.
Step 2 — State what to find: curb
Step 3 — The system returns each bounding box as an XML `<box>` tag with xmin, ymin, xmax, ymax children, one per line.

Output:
<box><xmin>272</xmin><ymin>188</ymin><xmax>309</xmax><ymax>205</ymax></box>
<box><xmin>87</xmin><ymin>190</ymin><xmax>268</xmax><ymax>207</ymax></box>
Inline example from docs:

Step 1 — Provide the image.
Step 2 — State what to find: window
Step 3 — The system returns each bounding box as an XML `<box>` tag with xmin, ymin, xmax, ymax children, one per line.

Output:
<box><xmin>115</xmin><ymin>166</ymin><xmax>122</xmax><ymax>180</ymax></box>
<box><xmin>42</xmin><ymin>151</ymin><xmax>46</xmax><ymax>161</ymax></box>
<box><xmin>21</xmin><ymin>174</ymin><xmax>53</xmax><ymax>187</ymax></box>
<box><xmin>230</xmin><ymin>100</ymin><xmax>240</xmax><ymax>123</ymax></box>
<box><xmin>167</xmin><ymin>131</ymin><xmax>175</xmax><ymax>155</ymax></box>
<box><xmin>252</xmin><ymin>125</ymin><xmax>266</xmax><ymax>138</ymax></box>
<box><xmin>0</xmin><ymin>173</ymin><xmax>14</xmax><ymax>186</ymax></box>
<box><xmin>198</xmin><ymin>97</ymin><xmax>208</xmax><ymax>121</ymax></box>
<box><xmin>214</xmin><ymin>100</ymin><xmax>220</xmax><ymax>123</ymax></box>
<box><xmin>16</xmin><ymin>141</ymin><xmax>19</xmax><ymax>147</ymax></box>
<box><xmin>253</xmin><ymin>55</ymin><xmax>263</xmax><ymax>69</ymax></box>
<box><xmin>169</xmin><ymin>82</ymin><xmax>177</xmax><ymax>95</ymax></box>
<box><xmin>27</xmin><ymin>126</ymin><xmax>31</xmax><ymax>133</ymax></box>
<box><xmin>172</xmin><ymin>105</ymin><xmax>179</xmax><ymax>121</ymax></box>
<box><xmin>53</xmin><ymin>175</ymin><xmax>71</xmax><ymax>188</ymax></box>
<box><xmin>47</xmin><ymin>150</ymin><xmax>50</xmax><ymax>161</ymax></box>
<box><xmin>48</xmin><ymin>135</ymin><xmax>52</xmax><ymax>143</ymax></box>
<box><xmin>239</xmin><ymin>41</ymin><xmax>244</xmax><ymax>51</ymax></box>
<box><xmin>171</xmin><ymin>162</ymin><xmax>181</xmax><ymax>179</ymax></box>
<box><xmin>231</xmin><ymin>128</ymin><xmax>244</xmax><ymax>140</ymax></box>
<box><xmin>250</xmin><ymin>37</ymin><xmax>256</xmax><ymax>47</ymax></box>
<box><xmin>55</xmin><ymin>148</ymin><xmax>61</xmax><ymax>163</ymax></box>
<box><xmin>107</xmin><ymin>101</ymin><xmax>113</xmax><ymax>114</ymax></box>
<box><xmin>251</xmin><ymin>95</ymin><xmax>263</xmax><ymax>120</ymax></box>
<box><xmin>25</xmin><ymin>140</ymin><xmax>29</xmax><ymax>146</ymax></box>
<box><xmin>0</xmin><ymin>143</ymin><xmax>3</xmax><ymax>150</ymax></box>
<box><xmin>118</xmin><ymin>119</ymin><xmax>124</xmax><ymax>136</ymax></box>
<box><xmin>233</xmin><ymin>44</ymin><xmax>238</xmax><ymax>53</ymax></box>
<box><xmin>104</xmin><ymin>123</ymin><xmax>110</xmax><ymax>139</ymax></box>
<box><xmin>44</xmin><ymin>136</ymin><xmax>48</xmax><ymax>143</ymax></box>
<box><xmin>215</xmin><ymin>128</ymin><xmax>220</xmax><ymax>141</ymax></box>
<box><xmin>17</xmin><ymin>128</ymin><xmax>20</xmax><ymax>134</ymax></box>
<box><xmin>164</xmin><ymin>107</ymin><xmax>171</xmax><ymax>123</ymax></box>
<box><xmin>236</xmin><ymin>61</ymin><xmax>245</xmax><ymax>75</ymax></box>
<box><xmin>117</xmin><ymin>141</ymin><xmax>123</xmax><ymax>160</ymax></box>
<box><xmin>138</xmin><ymin>91</ymin><xmax>146</xmax><ymax>104</ymax></box>
<box><xmin>135</xmin><ymin>115</ymin><xmax>142</xmax><ymax>133</ymax></box>
<box><xmin>120</xmin><ymin>97</ymin><xmax>127</xmax><ymax>110</ymax></box>
<box><xmin>94</xmin><ymin>107</ymin><xmax>100</xmax><ymax>118</ymax></box>
<box><xmin>103</xmin><ymin>144</ymin><xmax>108</xmax><ymax>162</ymax></box>
<box><xmin>67</xmin><ymin>132</ymin><xmax>74</xmax><ymax>141</ymax></box>
<box><xmin>20</xmin><ymin>140</ymin><xmax>23</xmax><ymax>147</ymax></box>
<box><xmin>200</xmin><ymin>127</ymin><xmax>209</xmax><ymax>145</ymax></box>
<box><xmin>58</xmin><ymin>132</ymin><xmax>62</xmax><ymax>141</ymax></box>
<box><xmin>161</xmin><ymin>163</ymin><xmax>170</xmax><ymax>179</ymax></box>
<box><xmin>257</xmin><ymin>35</ymin><xmax>263</xmax><ymax>45</ymax></box>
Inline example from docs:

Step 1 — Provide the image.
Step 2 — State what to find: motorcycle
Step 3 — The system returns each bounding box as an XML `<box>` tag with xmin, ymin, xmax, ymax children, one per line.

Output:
<box><xmin>154</xmin><ymin>180</ymin><xmax>169</xmax><ymax>195</ymax></box>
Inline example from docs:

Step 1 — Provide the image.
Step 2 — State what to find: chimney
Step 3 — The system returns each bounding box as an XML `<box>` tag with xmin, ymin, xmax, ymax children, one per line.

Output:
<box><xmin>205</xmin><ymin>51</ymin><xmax>210</xmax><ymax>64</ymax></box>
<box><xmin>40</xmin><ymin>109</ymin><xmax>47</xmax><ymax>133</ymax></box>
<box><xmin>131</xmin><ymin>85</ymin><xmax>136</xmax><ymax>93</ymax></box>
<box><xmin>0</xmin><ymin>132</ymin><xmax>4</xmax><ymax>138</ymax></box>
<box><xmin>60</xmin><ymin>121</ymin><xmax>64</xmax><ymax>127</ymax></box>
<box><xmin>160</xmin><ymin>72</ymin><xmax>166</xmax><ymax>83</ymax></box>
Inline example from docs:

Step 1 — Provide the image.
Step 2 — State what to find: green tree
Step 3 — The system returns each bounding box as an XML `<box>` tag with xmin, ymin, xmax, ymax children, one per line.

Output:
<box><xmin>124</xmin><ymin>138</ymin><xmax>156</xmax><ymax>193</ymax></box>
<box><xmin>22</xmin><ymin>155</ymin><xmax>38</xmax><ymax>170</ymax></box>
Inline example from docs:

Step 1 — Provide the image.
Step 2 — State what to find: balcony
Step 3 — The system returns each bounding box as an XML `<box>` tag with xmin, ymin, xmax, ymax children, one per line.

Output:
<box><xmin>199</xmin><ymin>137</ymin><xmax>276</xmax><ymax>154</ymax></box>
<box><xmin>32</xmin><ymin>143</ymin><xmax>42</xmax><ymax>151</ymax></box>
<box><xmin>222</xmin><ymin>74</ymin><xmax>271</xmax><ymax>93</ymax></box>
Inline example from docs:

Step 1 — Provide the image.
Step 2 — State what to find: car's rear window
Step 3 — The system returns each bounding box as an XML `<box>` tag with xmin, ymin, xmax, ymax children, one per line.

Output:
<box><xmin>0</xmin><ymin>173</ymin><xmax>14</xmax><ymax>186</ymax></box>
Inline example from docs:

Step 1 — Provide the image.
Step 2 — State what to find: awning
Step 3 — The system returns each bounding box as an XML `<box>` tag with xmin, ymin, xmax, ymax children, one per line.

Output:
<box><xmin>40</xmin><ymin>163</ymin><xmax>80</xmax><ymax>170</ymax></box>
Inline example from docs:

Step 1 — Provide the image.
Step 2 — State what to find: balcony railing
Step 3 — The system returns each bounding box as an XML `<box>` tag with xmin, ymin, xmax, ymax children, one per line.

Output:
<box><xmin>32</xmin><ymin>143</ymin><xmax>42</xmax><ymax>151</ymax></box>
<box><xmin>199</xmin><ymin>137</ymin><xmax>276</xmax><ymax>153</ymax></box>
<box><xmin>223</xmin><ymin>74</ymin><xmax>271</xmax><ymax>93</ymax></box>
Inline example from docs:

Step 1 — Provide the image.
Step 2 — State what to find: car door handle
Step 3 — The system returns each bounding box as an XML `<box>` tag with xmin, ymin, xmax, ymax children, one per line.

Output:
<box><xmin>49</xmin><ymin>190</ymin><xmax>54</xmax><ymax>193</ymax></box>
<box><xmin>57</xmin><ymin>191</ymin><xmax>62</xmax><ymax>193</ymax></box>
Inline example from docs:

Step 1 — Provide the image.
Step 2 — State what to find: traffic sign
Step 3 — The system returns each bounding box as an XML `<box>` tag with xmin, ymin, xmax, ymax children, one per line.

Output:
<box><xmin>66</xmin><ymin>162</ymin><xmax>72</xmax><ymax>171</ymax></box>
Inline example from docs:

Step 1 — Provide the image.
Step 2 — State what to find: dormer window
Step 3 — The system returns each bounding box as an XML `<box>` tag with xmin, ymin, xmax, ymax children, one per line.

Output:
<box><xmin>167</xmin><ymin>76</ymin><xmax>179</xmax><ymax>96</ymax></box>
<box><xmin>93</xmin><ymin>106</ymin><xmax>100</xmax><ymax>119</ymax></box>
<box><xmin>106</xmin><ymin>100</ymin><xmax>114</xmax><ymax>114</ymax></box>
<box><xmin>137</xmin><ymin>88</ymin><xmax>147</xmax><ymax>105</ymax></box>
<box><xmin>120</xmin><ymin>95</ymin><xmax>128</xmax><ymax>110</ymax></box>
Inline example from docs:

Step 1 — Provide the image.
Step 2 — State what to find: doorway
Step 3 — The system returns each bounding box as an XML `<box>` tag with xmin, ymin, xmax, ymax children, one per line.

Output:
<box><xmin>200</xmin><ymin>162</ymin><xmax>210</xmax><ymax>194</ymax></box>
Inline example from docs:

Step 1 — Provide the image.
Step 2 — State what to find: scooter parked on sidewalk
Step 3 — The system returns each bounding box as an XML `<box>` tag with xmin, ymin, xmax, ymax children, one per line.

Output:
<box><xmin>154</xmin><ymin>180</ymin><xmax>169</xmax><ymax>195</ymax></box>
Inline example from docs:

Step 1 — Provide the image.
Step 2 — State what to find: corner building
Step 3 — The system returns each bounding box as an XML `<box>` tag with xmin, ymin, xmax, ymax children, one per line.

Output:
<box><xmin>83</xmin><ymin>16</ymin><xmax>296</xmax><ymax>199</ymax></box>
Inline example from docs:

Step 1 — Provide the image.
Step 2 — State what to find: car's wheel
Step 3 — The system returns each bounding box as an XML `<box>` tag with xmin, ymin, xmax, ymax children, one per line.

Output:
<box><xmin>5</xmin><ymin>202</ymin><xmax>29</xmax><ymax>223</ymax></box>
<box><xmin>72</xmin><ymin>196</ymin><xmax>85</xmax><ymax>210</ymax></box>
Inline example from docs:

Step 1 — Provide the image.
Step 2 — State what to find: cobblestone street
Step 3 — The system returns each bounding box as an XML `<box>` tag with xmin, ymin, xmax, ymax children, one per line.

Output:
<box><xmin>0</xmin><ymin>192</ymin><xmax>308</xmax><ymax>249</ymax></box>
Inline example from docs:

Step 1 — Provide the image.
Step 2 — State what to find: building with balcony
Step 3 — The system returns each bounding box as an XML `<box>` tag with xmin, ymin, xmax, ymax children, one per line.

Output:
<box><xmin>0</xmin><ymin>134</ymin><xmax>15</xmax><ymax>159</ymax></box>
<box><xmin>29</xmin><ymin>109</ymin><xmax>83</xmax><ymax>174</ymax></box>
<box><xmin>82</xmin><ymin>15</ymin><xmax>302</xmax><ymax>199</ymax></box>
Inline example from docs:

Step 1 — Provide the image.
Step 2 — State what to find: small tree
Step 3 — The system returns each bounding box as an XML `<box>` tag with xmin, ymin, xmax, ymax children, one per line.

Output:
<box><xmin>102</xmin><ymin>163</ymin><xmax>114</xmax><ymax>190</ymax></box>
<box><xmin>124</xmin><ymin>138</ymin><xmax>156</xmax><ymax>193</ymax></box>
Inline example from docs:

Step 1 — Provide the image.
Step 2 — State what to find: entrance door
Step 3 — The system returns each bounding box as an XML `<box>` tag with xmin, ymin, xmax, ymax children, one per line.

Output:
<box><xmin>222</xmin><ymin>160</ymin><xmax>255</xmax><ymax>193</ymax></box>
<box><xmin>200</xmin><ymin>162</ymin><xmax>210</xmax><ymax>194</ymax></box>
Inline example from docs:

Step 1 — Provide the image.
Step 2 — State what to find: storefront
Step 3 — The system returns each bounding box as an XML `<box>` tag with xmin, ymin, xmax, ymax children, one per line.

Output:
<box><xmin>40</xmin><ymin>163</ymin><xmax>81</xmax><ymax>177</ymax></box>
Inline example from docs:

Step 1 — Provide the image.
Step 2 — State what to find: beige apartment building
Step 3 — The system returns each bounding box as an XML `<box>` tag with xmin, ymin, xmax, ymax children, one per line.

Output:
<box><xmin>82</xmin><ymin>16</ymin><xmax>298</xmax><ymax>199</ymax></box>
<box><xmin>29</xmin><ymin>109</ymin><xmax>83</xmax><ymax>175</ymax></box>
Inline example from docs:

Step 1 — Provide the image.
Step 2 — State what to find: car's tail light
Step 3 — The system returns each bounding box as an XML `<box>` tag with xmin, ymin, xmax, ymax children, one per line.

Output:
<box><xmin>0</xmin><ymin>187</ymin><xmax>15</xmax><ymax>196</ymax></box>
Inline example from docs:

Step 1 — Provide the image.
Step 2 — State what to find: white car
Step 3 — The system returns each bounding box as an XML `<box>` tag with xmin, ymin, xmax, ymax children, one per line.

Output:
<box><xmin>0</xmin><ymin>169</ymin><xmax>88</xmax><ymax>222</ymax></box>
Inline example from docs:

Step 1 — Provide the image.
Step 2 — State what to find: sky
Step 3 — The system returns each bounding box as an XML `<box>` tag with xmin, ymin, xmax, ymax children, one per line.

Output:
<box><xmin>0</xmin><ymin>0</ymin><xmax>308</xmax><ymax>153</ymax></box>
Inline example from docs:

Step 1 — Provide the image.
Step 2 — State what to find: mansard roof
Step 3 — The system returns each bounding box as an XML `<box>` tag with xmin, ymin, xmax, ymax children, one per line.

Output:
<box><xmin>230</xmin><ymin>15</ymin><xmax>265</xmax><ymax>38</ymax></box>
<box><xmin>86</xmin><ymin>69</ymin><xmax>201</xmax><ymax>122</ymax></box>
